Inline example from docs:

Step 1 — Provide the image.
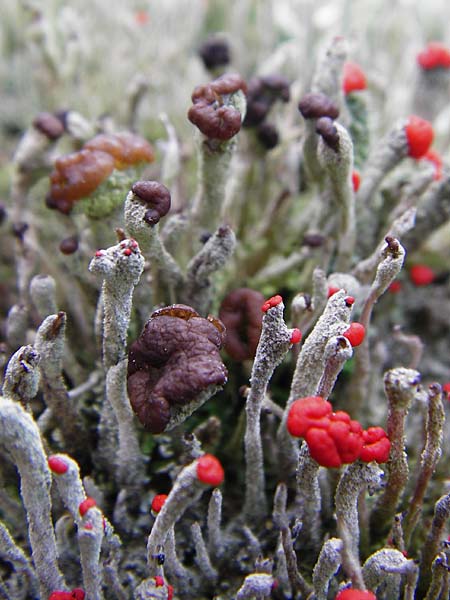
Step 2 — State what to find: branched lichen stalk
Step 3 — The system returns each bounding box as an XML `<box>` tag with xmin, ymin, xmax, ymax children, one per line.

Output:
<box><xmin>370</xmin><ymin>368</ymin><xmax>420</xmax><ymax>542</ymax></box>
<box><xmin>403</xmin><ymin>383</ymin><xmax>445</xmax><ymax>546</ymax></box>
<box><xmin>244</xmin><ymin>299</ymin><xmax>296</xmax><ymax>522</ymax></box>
<box><xmin>89</xmin><ymin>238</ymin><xmax>145</xmax><ymax>369</ymax></box>
<box><xmin>0</xmin><ymin>396</ymin><xmax>65</xmax><ymax>597</ymax></box>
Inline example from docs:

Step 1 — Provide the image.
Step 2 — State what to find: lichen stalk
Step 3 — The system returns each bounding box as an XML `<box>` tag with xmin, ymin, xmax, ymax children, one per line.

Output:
<box><xmin>417</xmin><ymin>492</ymin><xmax>450</xmax><ymax>597</ymax></box>
<box><xmin>273</xmin><ymin>483</ymin><xmax>313</xmax><ymax>598</ymax></box>
<box><xmin>370</xmin><ymin>368</ymin><xmax>420</xmax><ymax>541</ymax></box>
<box><xmin>207</xmin><ymin>488</ymin><xmax>224</xmax><ymax>561</ymax></box>
<box><xmin>244</xmin><ymin>299</ymin><xmax>297</xmax><ymax>521</ymax></box>
<box><xmin>317</xmin><ymin>121</ymin><xmax>355</xmax><ymax>271</ymax></box>
<box><xmin>49</xmin><ymin>453</ymin><xmax>104</xmax><ymax>599</ymax></box>
<box><xmin>146</xmin><ymin>458</ymin><xmax>217</xmax><ymax>577</ymax></box>
<box><xmin>89</xmin><ymin>237</ymin><xmax>145</xmax><ymax>369</ymax></box>
<box><xmin>348</xmin><ymin>237</ymin><xmax>406</xmax><ymax>417</ymax></box>
<box><xmin>0</xmin><ymin>396</ymin><xmax>65</xmax><ymax>597</ymax></box>
<box><xmin>335</xmin><ymin>462</ymin><xmax>384</xmax><ymax>578</ymax></box>
<box><xmin>278</xmin><ymin>290</ymin><xmax>352</xmax><ymax>470</ymax></box>
<box><xmin>423</xmin><ymin>553</ymin><xmax>449</xmax><ymax>600</ymax></box>
<box><xmin>181</xmin><ymin>225</ymin><xmax>236</xmax><ymax>315</ymax></box>
<box><xmin>362</xmin><ymin>548</ymin><xmax>418</xmax><ymax>597</ymax></box>
<box><xmin>312</xmin><ymin>537</ymin><xmax>343</xmax><ymax>600</ymax></box>
<box><xmin>34</xmin><ymin>312</ymin><xmax>86</xmax><ymax>456</ymax></box>
<box><xmin>106</xmin><ymin>359</ymin><xmax>145</xmax><ymax>488</ymax></box>
<box><xmin>403</xmin><ymin>383</ymin><xmax>445</xmax><ymax>546</ymax></box>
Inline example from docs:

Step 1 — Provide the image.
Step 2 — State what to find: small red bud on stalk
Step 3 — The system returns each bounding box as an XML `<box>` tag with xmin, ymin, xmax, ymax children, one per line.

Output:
<box><xmin>405</xmin><ymin>115</ymin><xmax>434</xmax><ymax>159</ymax></box>
<box><xmin>389</xmin><ymin>280</ymin><xmax>402</xmax><ymax>294</ymax></box>
<box><xmin>261</xmin><ymin>294</ymin><xmax>283</xmax><ymax>312</ymax></box>
<box><xmin>352</xmin><ymin>170</ymin><xmax>361</xmax><ymax>192</ymax></box>
<box><xmin>335</xmin><ymin>590</ymin><xmax>376</xmax><ymax>600</ymax></box>
<box><xmin>417</xmin><ymin>42</ymin><xmax>450</xmax><ymax>70</ymax></box>
<box><xmin>342</xmin><ymin>61</ymin><xmax>367</xmax><ymax>94</ymax></box>
<box><xmin>343</xmin><ymin>322</ymin><xmax>365</xmax><ymax>347</ymax></box>
<box><xmin>328</xmin><ymin>286</ymin><xmax>341</xmax><ymax>298</ymax></box>
<box><xmin>48</xmin><ymin>455</ymin><xmax>69</xmax><ymax>475</ymax></box>
<box><xmin>409</xmin><ymin>264</ymin><xmax>436</xmax><ymax>286</ymax></box>
<box><xmin>196</xmin><ymin>454</ymin><xmax>224</xmax><ymax>486</ymax></box>
<box><xmin>151</xmin><ymin>494</ymin><xmax>168</xmax><ymax>515</ymax></box>
<box><xmin>79</xmin><ymin>497</ymin><xmax>97</xmax><ymax>517</ymax></box>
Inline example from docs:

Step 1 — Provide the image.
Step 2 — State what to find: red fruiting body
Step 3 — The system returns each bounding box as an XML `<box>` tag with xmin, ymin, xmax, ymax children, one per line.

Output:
<box><xmin>417</xmin><ymin>42</ymin><xmax>450</xmax><ymax>70</ymax></box>
<box><xmin>151</xmin><ymin>494</ymin><xmax>168</xmax><ymax>514</ymax></box>
<box><xmin>343</xmin><ymin>322</ymin><xmax>365</xmax><ymax>347</ymax></box>
<box><xmin>261</xmin><ymin>294</ymin><xmax>283</xmax><ymax>312</ymax></box>
<box><xmin>287</xmin><ymin>396</ymin><xmax>333</xmax><ymax>438</ymax></box>
<box><xmin>287</xmin><ymin>396</ymin><xmax>389</xmax><ymax>468</ymax></box>
<box><xmin>352</xmin><ymin>170</ymin><xmax>361</xmax><ymax>192</ymax></box>
<box><xmin>306</xmin><ymin>417</ymin><xmax>363</xmax><ymax>468</ymax></box>
<box><xmin>335</xmin><ymin>590</ymin><xmax>376</xmax><ymax>600</ymax></box>
<box><xmin>48</xmin><ymin>590</ymin><xmax>85</xmax><ymax>600</ymax></box>
<box><xmin>342</xmin><ymin>62</ymin><xmax>367</xmax><ymax>94</ymax></box>
<box><xmin>442</xmin><ymin>382</ymin><xmax>450</xmax><ymax>396</ymax></box>
<box><xmin>405</xmin><ymin>116</ymin><xmax>434</xmax><ymax>159</ymax></box>
<box><xmin>84</xmin><ymin>523</ymin><xmax>93</xmax><ymax>530</ymax></box>
<box><xmin>344</xmin><ymin>296</ymin><xmax>355</xmax><ymax>307</ymax></box>
<box><xmin>389</xmin><ymin>280</ymin><xmax>402</xmax><ymax>294</ymax></box>
<box><xmin>154</xmin><ymin>576</ymin><xmax>164</xmax><ymax>587</ymax></box>
<box><xmin>167</xmin><ymin>584</ymin><xmax>174</xmax><ymax>600</ymax></box>
<box><xmin>135</xmin><ymin>10</ymin><xmax>150</xmax><ymax>25</ymax></box>
<box><xmin>290</xmin><ymin>329</ymin><xmax>302</xmax><ymax>344</ymax></box>
<box><xmin>421</xmin><ymin>149</ymin><xmax>443</xmax><ymax>180</ymax></box>
<box><xmin>328</xmin><ymin>286</ymin><xmax>341</xmax><ymax>298</ymax></box>
<box><xmin>79</xmin><ymin>497</ymin><xmax>96</xmax><ymax>517</ymax></box>
<box><xmin>409</xmin><ymin>264</ymin><xmax>435</xmax><ymax>286</ymax></box>
<box><xmin>196</xmin><ymin>454</ymin><xmax>224</xmax><ymax>486</ymax></box>
<box><xmin>360</xmin><ymin>427</ymin><xmax>391</xmax><ymax>463</ymax></box>
<box><xmin>48</xmin><ymin>455</ymin><xmax>69</xmax><ymax>474</ymax></box>
<box><xmin>123</xmin><ymin>248</ymin><xmax>132</xmax><ymax>256</ymax></box>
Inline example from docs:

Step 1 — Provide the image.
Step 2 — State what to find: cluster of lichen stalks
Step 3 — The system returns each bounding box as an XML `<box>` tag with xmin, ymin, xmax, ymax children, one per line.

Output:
<box><xmin>0</xmin><ymin>32</ymin><xmax>450</xmax><ymax>600</ymax></box>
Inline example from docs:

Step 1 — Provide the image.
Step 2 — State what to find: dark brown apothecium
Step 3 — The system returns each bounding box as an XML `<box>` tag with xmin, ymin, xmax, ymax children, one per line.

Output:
<box><xmin>243</xmin><ymin>74</ymin><xmax>290</xmax><ymax>128</ymax></box>
<box><xmin>32</xmin><ymin>112</ymin><xmax>65</xmax><ymax>140</ymax></box>
<box><xmin>199</xmin><ymin>37</ymin><xmax>231</xmax><ymax>71</ymax></box>
<box><xmin>127</xmin><ymin>305</ymin><xmax>228</xmax><ymax>433</ymax></box>
<box><xmin>188</xmin><ymin>73</ymin><xmax>247</xmax><ymax>141</ymax></box>
<box><xmin>131</xmin><ymin>181</ymin><xmax>171</xmax><ymax>225</ymax></box>
<box><xmin>316</xmin><ymin>117</ymin><xmax>340</xmax><ymax>152</ymax></box>
<box><xmin>298</xmin><ymin>92</ymin><xmax>340</xmax><ymax>120</ymax></box>
<box><xmin>219</xmin><ymin>288</ymin><xmax>265</xmax><ymax>361</ymax></box>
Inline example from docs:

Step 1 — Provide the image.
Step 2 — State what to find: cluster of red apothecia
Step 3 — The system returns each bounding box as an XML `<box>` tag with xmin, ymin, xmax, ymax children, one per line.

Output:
<box><xmin>287</xmin><ymin>396</ymin><xmax>390</xmax><ymax>468</ymax></box>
